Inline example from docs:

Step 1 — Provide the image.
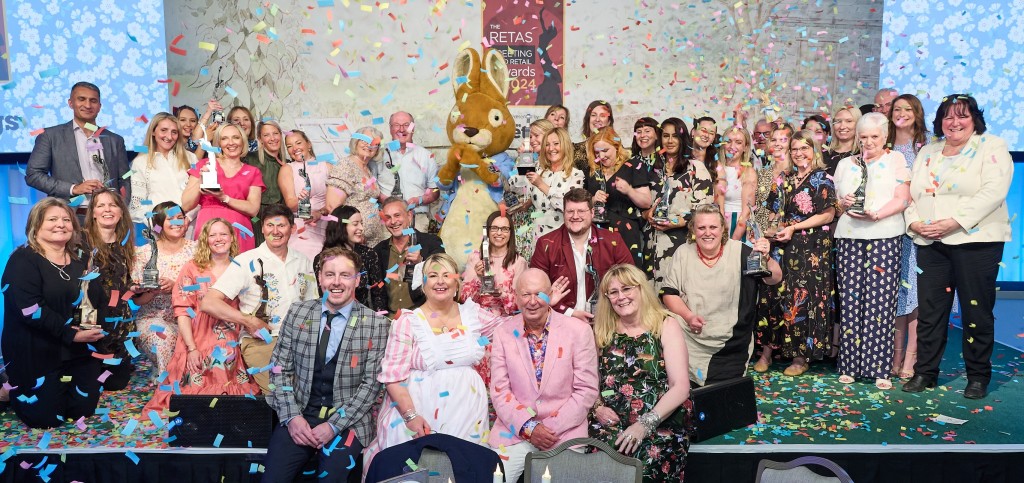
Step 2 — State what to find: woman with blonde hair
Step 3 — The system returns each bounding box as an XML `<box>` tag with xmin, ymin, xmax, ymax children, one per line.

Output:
<box><xmin>508</xmin><ymin>118</ymin><xmax>555</xmax><ymax>261</ymax></box>
<box><xmin>527</xmin><ymin>126</ymin><xmax>584</xmax><ymax>239</ymax></box>
<box><xmin>592</xmin><ymin>264</ymin><xmax>693</xmax><ymax>481</ymax></box>
<box><xmin>246</xmin><ymin>120</ymin><xmax>287</xmax><ymax>245</ymax></box>
<box><xmin>326</xmin><ymin>126</ymin><xmax>389</xmax><ymax>246</ymax></box>
<box><xmin>278</xmin><ymin>129</ymin><xmax>330</xmax><ymax>259</ymax></box>
<box><xmin>584</xmin><ymin>126</ymin><xmax>652</xmax><ymax>267</ymax></box>
<box><xmin>825</xmin><ymin>105</ymin><xmax>862</xmax><ymax>175</ymax></box>
<box><xmin>718</xmin><ymin>125</ymin><xmax>757</xmax><ymax>240</ymax></box>
<box><xmin>129</xmin><ymin>112</ymin><xmax>198</xmax><ymax>227</ymax></box>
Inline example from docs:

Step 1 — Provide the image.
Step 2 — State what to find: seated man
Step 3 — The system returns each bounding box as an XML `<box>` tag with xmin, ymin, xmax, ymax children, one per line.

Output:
<box><xmin>373</xmin><ymin>196</ymin><xmax>445</xmax><ymax>316</ymax></box>
<box><xmin>530</xmin><ymin>188</ymin><xmax>632</xmax><ymax>319</ymax></box>
<box><xmin>201</xmin><ymin>204</ymin><xmax>318</xmax><ymax>392</ymax></box>
<box><xmin>262</xmin><ymin>247</ymin><xmax>390</xmax><ymax>483</ymax></box>
<box><xmin>488</xmin><ymin>268</ymin><xmax>599</xmax><ymax>482</ymax></box>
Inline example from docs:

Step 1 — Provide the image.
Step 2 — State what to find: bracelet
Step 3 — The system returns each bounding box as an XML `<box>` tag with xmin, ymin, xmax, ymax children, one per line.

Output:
<box><xmin>638</xmin><ymin>411</ymin><xmax>660</xmax><ymax>436</ymax></box>
<box><xmin>402</xmin><ymin>409</ymin><xmax>418</xmax><ymax>423</ymax></box>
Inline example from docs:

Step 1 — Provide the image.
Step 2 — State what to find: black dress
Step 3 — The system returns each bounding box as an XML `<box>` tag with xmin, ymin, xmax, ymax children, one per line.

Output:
<box><xmin>1</xmin><ymin>247</ymin><xmax>102</xmax><ymax>428</ymax></box>
<box><xmin>86</xmin><ymin>243</ymin><xmax>137</xmax><ymax>390</ymax></box>
<box><xmin>584</xmin><ymin>161</ymin><xmax>653</xmax><ymax>268</ymax></box>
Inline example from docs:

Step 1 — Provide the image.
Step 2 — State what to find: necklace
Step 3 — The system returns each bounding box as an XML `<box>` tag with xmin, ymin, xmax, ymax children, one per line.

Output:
<box><xmin>696</xmin><ymin>243</ymin><xmax>725</xmax><ymax>268</ymax></box>
<box><xmin>47</xmin><ymin>254</ymin><xmax>72</xmax><ymax>281</ymax></box>
<box><xmin>793</xmin><ymin>170</ymin><xmax>812</xmax><ymax>185</ymax></box>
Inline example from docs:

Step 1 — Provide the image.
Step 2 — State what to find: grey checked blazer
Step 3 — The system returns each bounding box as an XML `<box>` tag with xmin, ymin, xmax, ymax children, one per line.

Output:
<box><xmin>25</xmin><ymin>121</ymin><xmax>131</xmax><ymax>199</ymax></box>
<box><xmin>267</xmin><ymin>299</ymin><xmax>390</xmax><ymax>445</ymax></box>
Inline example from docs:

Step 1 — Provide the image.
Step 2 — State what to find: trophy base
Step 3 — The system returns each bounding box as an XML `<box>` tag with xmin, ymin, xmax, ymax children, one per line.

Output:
<box><xmin>651</xmin><ymin>216</ymin><xmax>671</xmax><ymax>225</ymax></box>
<box><xmin>846</xmin><ymin>209</ymin><xmax>866</xmax><ymax>216</ymax></box>
<box><xmin>743</xmin><ymin>268</ymin><xmax>772</xmax><ymax>278</ymax></box>
<box><xmin>297</xmin><ymin>206</ymin><xmax>312</xmax><ymax>219</ymax></box>
<box><xmin>481</xmin><ymin>276</ymin><xmax>497</xmax><ymax>295</ymax></box>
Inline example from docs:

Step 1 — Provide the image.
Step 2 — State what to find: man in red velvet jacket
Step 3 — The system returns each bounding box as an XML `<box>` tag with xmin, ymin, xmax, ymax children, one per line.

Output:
<box><xmin>530</xmin><ymin>188</ymin><xmax>633</xmax><ymax>319</ymax></box>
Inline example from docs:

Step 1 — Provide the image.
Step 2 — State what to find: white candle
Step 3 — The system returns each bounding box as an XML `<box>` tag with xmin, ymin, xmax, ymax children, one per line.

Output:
<box><xmin>542</xmin><ymin>466</ymin><xmax>552</xmax><ymax>483</ymax></box>
<box><xmin>493</xmin><ymin>463</ymin><xmax>504</xmax><ymax>483</ymax></box>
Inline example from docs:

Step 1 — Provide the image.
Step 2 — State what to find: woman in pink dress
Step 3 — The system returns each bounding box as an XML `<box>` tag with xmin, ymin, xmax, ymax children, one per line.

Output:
<box><xmin>279</xmin><ymin>129</ymin><xmax>329</xmax><ymax>259</ymax></box>
<box><xmin>145</xmin><ymin>218</ymin><xmax>259</xmax><ymax>414</ymax></box>
<box><xmin>181</xmin><ymin>124</ymin><xmax>265</xmax><ymax>253</ymax></box>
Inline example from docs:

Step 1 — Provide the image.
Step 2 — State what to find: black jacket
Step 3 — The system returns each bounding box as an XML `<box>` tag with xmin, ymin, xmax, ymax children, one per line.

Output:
<box><xmin>372</xmin><ymin>230</ymin><xmax>445</xmax><ymax>308</ymax></box>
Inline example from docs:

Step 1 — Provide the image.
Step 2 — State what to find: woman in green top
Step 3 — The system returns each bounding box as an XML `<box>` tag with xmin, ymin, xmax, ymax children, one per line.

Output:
<box><xmin>246</xmin><ymin>120</ymin><xmax>286</xmax><ymax>245</ymax></box>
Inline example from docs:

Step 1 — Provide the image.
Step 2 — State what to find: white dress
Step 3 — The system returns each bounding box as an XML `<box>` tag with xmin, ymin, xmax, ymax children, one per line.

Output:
<box><xmin>528</xmin><ymin>168</ymin><xmax>585</xmax><ymax>239</ymax></box>
<box><xmin>364</xmin><ymin>299</ymin><xmax>504</xmax><ymax>468</ymax></box>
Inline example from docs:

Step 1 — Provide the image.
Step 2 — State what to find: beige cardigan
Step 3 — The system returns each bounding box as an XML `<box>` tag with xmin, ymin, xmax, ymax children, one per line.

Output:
<box><xmin>905</xmin><ymin>133</ymin><xmax>1013</xmax><ymax>245</ymax></box>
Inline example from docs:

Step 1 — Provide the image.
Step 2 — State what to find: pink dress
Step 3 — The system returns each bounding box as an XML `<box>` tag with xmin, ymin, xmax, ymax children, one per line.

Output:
<box><xmin>287</xmin><ymin>161</ymin><xmax>330</xmax><ymax>260</ymax></box>
<box><xmin>188</xmin><ymin>159</ymin><xmax>266</xmax><ymax>253</ymax></box>
<box><xmin>459</xmin><ymin>250</ymin><xmax>528</xmax><ymax>389</ymax></box>
<box><xmin>144</xmin><ymin>261</ymin><xmax>259</xmax><ymax>414</ymax></box>
<box><xmin>131</xmin><ymin>240</ymin><xmax>197</xmax><ymax>381</ymax></box>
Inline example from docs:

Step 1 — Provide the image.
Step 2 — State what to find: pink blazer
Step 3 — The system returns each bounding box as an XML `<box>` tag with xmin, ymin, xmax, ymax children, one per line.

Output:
<box><xmin>488</xmin><ymin>311</ymin><xmax>599</xmax><ymax>448</ymax></box>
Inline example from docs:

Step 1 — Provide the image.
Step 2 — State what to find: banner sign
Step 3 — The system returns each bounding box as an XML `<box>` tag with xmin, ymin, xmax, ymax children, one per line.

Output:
<box><xmin>482</xmin><ymin>3</ymin><xmax>564</xmax><ymax>107</ymax></box>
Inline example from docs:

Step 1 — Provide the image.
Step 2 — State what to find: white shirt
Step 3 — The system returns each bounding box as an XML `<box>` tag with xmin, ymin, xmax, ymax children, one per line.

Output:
<box><xmin>73</xmin><ymin>122</ymin><xmax>106</xmax><ymax>188</ymax></box>
<box><xmin>128</xmin><ymin>151</ymin><xmax>198</xmax><ymax>223</ymax></box>
<box><xmin>373</xmin><ymin>143</ymin><xmax>438</xmax><ymax>213</ymax></box>
<box><xmin>211</xmin><ymin>243</ymin><xmax>317</xmax><ymax>337</ymax></box>
<box><xmin>834</xmin><ymin>151</ymin><xmax>910</xmax><ymax>240</ymax></box>
<box><xmin>569</xmin><ymin>228</ymin><xmax>592</xmax><ymax>312</ymax></box>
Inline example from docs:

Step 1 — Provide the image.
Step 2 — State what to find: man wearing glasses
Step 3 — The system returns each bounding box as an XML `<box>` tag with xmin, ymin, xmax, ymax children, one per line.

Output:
<box><xmin>750</xmin><ymin>118</ymin><xmax>773</xmax><ymax>170</ymax></box>
<box><xmin>374</xmin><ymin>111</ymin><xmax>440</xmax><ymax>232</ymax></box>
<box><xmin>530</xmin><ymin>188</ymin><xmax>633</xmax><ymax>320</ymax></box>
<box><xmin>873</xmin><ymin>88</ymin><xmax>899</xmax><ymax>117</ymax></box>
<box><xmin>26</xmin><ymin>82</ymin><xmax>130</xmax><ymax>203</ymax></box>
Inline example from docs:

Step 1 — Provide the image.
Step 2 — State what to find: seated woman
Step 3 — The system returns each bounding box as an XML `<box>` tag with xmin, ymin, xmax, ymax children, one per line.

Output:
<box><xmin>364</xmin><ymin>253</ymin><xmax>567</xmax><ymax>468</ymax></box>
<box><xmin>181</xmin><ymin>123</ymin><xmax>265</xmax><ymax>253</ymax></box>
<box><xmin>660</xmin><ymin>204</ymin><xmax>782</xmax><ymax>386</ymax></box>
<box><xmin>585</xmin><ymin>127</ymin><xmax>653</xmax><ymax>268</ymax></box>
<box><xmin>128</xmin><ymin>112</ymin><xmax>198</xmax><ymax>226</ymax></box>
<box><xmin>591</xmin><ymin>264</ymin><xmax>694</xmax><ymax>482</ymax></box>
<box><xmin>145</xmin><ymin>218</ymin><xmax>259</xmax><ymax>413</ymax></box>
<box><xmin>1</xmin><ymin>198</ymin><xmax>104</xmax><ymax>428</ymax></box>
<box><xmin>318</xmin><ymin>205</ymin><xmax>388</xmax><ymax>313</ymax></box>
<box><xmin>131</xmin><ymin>201</ymin><xmax>197</xmax><ymax>381</ymax></box>
<box><xmin>279</xmin><ymin>129</ymin><xmax>329</xmax><ymax>260</ymax></box>
<box><xmin>83</xmin><ymin>189</ymin><xmax>140</xmax><ymax>391</ymax></box>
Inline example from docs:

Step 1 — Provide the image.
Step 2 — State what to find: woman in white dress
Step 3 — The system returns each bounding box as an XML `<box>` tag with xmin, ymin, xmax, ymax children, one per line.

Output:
<box><xmin>278</xmin><ymin>130</ymin><xmax>329</xmax><ymax>260</ymax></box>
<box><xmin>525</xmin><ymin>127</ymin><xmax>585</xmax><ymax>239</ymax></box>
<box><xmin>129</xmin><ymin>112</ymin><xmax>198</xmax><ymax>232</ymax></box>
<box><xmin>718</xmin><ymin>125</ymin><xmax>756</xmax><ymax>241</ymax></box>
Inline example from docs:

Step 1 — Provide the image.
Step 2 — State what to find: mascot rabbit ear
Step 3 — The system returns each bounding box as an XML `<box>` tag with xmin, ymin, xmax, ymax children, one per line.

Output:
<box><xmin>452</xmin><ymin>48</ymin><xmax>482</xmax><ymax>95</ymax></box>
<box><xmin>482</xmin><ymin>48</ymin><xmax>510</xmax><ymax>101</ymax></box>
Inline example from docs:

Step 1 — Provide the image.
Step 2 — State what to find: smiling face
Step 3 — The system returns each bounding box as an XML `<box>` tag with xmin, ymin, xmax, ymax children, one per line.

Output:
<box><xmin>285</xmin><ymin>133</ymin><xmax>313</xmax><ymax>161</ymax></box>
<box><xmin>770</xmin><ymin>130</ymin><xmax>790</xmax><ymax>159</ymax></box>
<box><xmin>345</xmin><ymin>211</ymin><xmax>365</xmax><ymax>245</ymax></box>
<box><xmin>161</xmin><ymin>210</ymin><xmax>189</xmax><ymax>241</ymax></box>
<box><xmin>219</xmin><ymin>125</ymin><xmax>246</xmax><ymax>159</ymax></box>
<box><xmin>354</xmin><ymin>139</ymin><xmax>380</xmax><ymax>161</ymax></box>
<box><xmin>634</xmin><ymin>125</ymin><xmax>657</xmax><ymax>154</ymax></box>
<box><xmin>177</xmin><ymin>109</ymin><xmax>198</xmax><ymax>137</ymax></box>
<box><xmin>891</xmin><ymin>99</ymin><xmax>915</xmax><ymax>130</ymax></box>
<box><xmin>589</xmin><ymin>105</ymin><xmax>612</xmax><ymax>133</ymax></box>
<box><xmin>661</xmin><ymin>124</ymin><xmax>680</xmax><ymax>156</ymax></box>
<box><xmin>544</xmin><ymin>131</ymin><xmax>564</xmax><ymax>164</ymax></box>
<box><xmin>692</xmin><ymin>121</ymin><xmax>716</xmax><ymax>149</ymax></box>
<box><xmin>528</xmin><ymin>125</ymin><xmax>545</xmax><ymax>152</ymax></box>
<box><xmin>692</xmin><ymin>212</ymin><xmax>724</xmax><ymax>254</ymax></box>
<box><xmin>804</xmin><ymin>120</ymin><xmax>827</xmax><ymax>145</ymax></box>
<box><xmin>941</xmin><ymin>103</ymin><xmax>976</xmax><ymax>146</ymax></box>
<box><xmin>546</xmin><ymin>108</ymin><xmax>568</xmax><ymax>128</ymax></box>
<box><xmin>752</xmin><ymin>120</ymin><xmax>772</xmax><ymax>151</ymax></box>
<box><xmin>320</xmin><ymin>254</ymin><xmax>360</xmax><ymax>311</ymax></box>
<box><xmin>68</xmin><ymin>86</ymin><xmax>101</xmax><ymax>126</ymax></box>
<box><xmin>262</xmin><ymin>215</ymin><xmax>293</xmax><ymax>250</ymax></box>
<box><xmin>153</xmin><ymin>119</ymin><xmax>180</xmax><ymax>154</ymax></box>
<box><xmin>487</xmin><ymin>216</ymin><xmax>512</xmax><ymax>249</ymax></box>
<box><xmin>381</xmin><ymin>202</ymin><xmax>412</xmax><ymax>238</ymax></box>
<box><xmin>515</xmin><ymin>270</ymin><xmax>551</xmax><ymax>325</ymax></box>
<box><xmin>790</xmin><ymin>138</ymin><xmax>815</xmax><ymax>171</ymax></box>
<box><xmin>423</xmin><ymin>260</ymin><xmax>458</xmax><ymax>304</ymax></box>
<box><xmin>605</xmin><ymin>277</ymin><xmax>639</xmax><ymax>320</ymax></box>
<box><xmin>593</xmin><ymin>140</ymin><xmax>618</xmax><ymax>168</ymax></box>
<box><xmin>206</xmin><ymin>221</ymin><xmax>234</xmax><ymax>256</ymax></box>
<box><xmin>390</xmin><ymin>111</ymin><xmax>414</xmax><ymax>146</ymax></box>
<box><xmin>259</xmin><ymin>124</ymin><xmax>282</xmax><ymax>155</ymax></box>
<box><xmin>92</xmin><ymin>191</ymin><xmax>122</xmax><ymax>230</ymax></box>
<box><xmin>37</xmin><ymin>206</ymin><xmax>75</xmax><ymax>247</ymax></box>
<box><xmin>833</xmin><ymin>109</ymin><xmax>856</xmax><ymax>143</ymax></box>
<box><xmin>564</xmin><ymin>200</ymin><xmax>593</xmax><ymax>237</ymax></box>
<box><xmin>874</xmin><ymin>90</ymin><xmax>898</xmax><ymax>116</ymax></box>
<box><xmin>724</xmin><ymin>129</ymin><xmax>748</xmax><ymax>161</ymax></box>
<box><xmin>230</xmin><ymin>110</ymin><xmax>253</xmax><ymax>138</ymax></box>
<box><xmin>859</xmin><ymin>126</ymin><xmax>886</xmax><ymax>160</ymax></box>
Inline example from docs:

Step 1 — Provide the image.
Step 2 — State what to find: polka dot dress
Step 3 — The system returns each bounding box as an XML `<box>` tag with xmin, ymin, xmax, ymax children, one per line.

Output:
<box><xmin>837</xmin><ymin>236</ymin><xmax>903</xmax><ymax>379</ymax></box>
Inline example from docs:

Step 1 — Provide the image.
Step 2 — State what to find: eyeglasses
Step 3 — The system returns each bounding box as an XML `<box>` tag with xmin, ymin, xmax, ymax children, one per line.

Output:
<box><xmin>390</xmin><ymin>123</ymin><xmax>411</xmax><ymax>130</ymax></box>
<box><xmin>487</xmin><ymin>226</ymin><xmax>511</xmax><ymax>233</ymax></box>
<box><xmin>605</xmin><ymin>285</ymin><xmax>638</xmax><ymax>299</ymax></box>
<box><xmin>753</xmin><ymin>131</ymin><xmax>770</xmax><ymax>138</ymax></box>
<box><xmin>565</xmin><ymin>209</ymin><xmax>592</xmax><ymax>217</ymax></box>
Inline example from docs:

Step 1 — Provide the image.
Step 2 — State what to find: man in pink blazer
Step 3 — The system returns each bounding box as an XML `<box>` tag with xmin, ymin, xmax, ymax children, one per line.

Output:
<box><xmin>488</xmin><ymin>268</ymin><xmax>599</xmax><ymax>482</ymax></box>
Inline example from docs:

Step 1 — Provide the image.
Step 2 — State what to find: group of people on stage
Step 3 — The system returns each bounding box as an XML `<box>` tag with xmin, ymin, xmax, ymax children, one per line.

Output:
<box><xmin>0</xmin><ymin>81</ymin><xmax>1013</xmax><ymax>482</ymax></box>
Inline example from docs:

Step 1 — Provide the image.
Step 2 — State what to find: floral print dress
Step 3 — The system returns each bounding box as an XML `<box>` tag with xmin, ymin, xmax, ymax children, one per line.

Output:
<box><xmin>130</xmin><ymin>240</ymin><xmax>196</xmax><ymax>382</ymax></box>
<box><xmin>592</xmin><ymin>332</ymin><xmax>692</xmax><ymax>482</ymax></box>
<box><xmin>773</xmin><ymin>170</ymin><xmax>836</xmax><ymax>361</ymax></box>
<box><xmin>753</xmin><ymin>166</ymin><xmax>786</xmax><ymax>352</ymax></box>
<box><xmin>648</xmin><ymin>160</ymin><xmax>715</xmax><ymax>284</ymax></box>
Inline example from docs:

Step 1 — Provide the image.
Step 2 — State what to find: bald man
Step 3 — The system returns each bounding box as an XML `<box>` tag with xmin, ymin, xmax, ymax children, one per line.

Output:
<box><xmin>874</xmin><ymin>88</ymin><xmax>899</xmax><ymax>117</ymax></box>
<box><xmin>487</xmin><ymin>268</ymin><xmax>598</xmax><ymax>483</ymax></box>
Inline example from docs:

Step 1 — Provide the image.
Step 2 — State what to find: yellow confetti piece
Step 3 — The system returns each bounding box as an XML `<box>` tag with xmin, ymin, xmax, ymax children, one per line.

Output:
<box><xmin>60</xmin><ymin>376</ymin><xmax>73</xmax><ymax>383</ymax></box>
<box><xmin>209</xmin><ymin>397</ymin><xmax>218</xmax><ymax>408</ymax></box>
<box><xmin>360</xmin><ymin>5</ymin><xmax>373</xmax><ymax>12</ymax></box>
<box><xmin>252</xmin><ymin>21</ymin><xmax>267</xmax><ymax>31</ymax></box>
<box><xmin>198</xmin><ymin>41</ymin><xmax>216</xmax><ymax>52</ymax></box>
<box><xmin>84</xmin><ymin>122</ymin><xmax>99</xmax><ymax>131</ymax></box>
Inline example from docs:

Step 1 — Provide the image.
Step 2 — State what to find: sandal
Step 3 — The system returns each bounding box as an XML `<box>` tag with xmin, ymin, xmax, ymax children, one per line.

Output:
<box><xmin>753</xmin><ymin>358</ymin><xmax>770</xmax><ymax>373</ymax></box>
<box><xmin>783</xmin><ymin>362</ymin><xmax>809</xmax><ymax>377</ymax></box>
<box><xmin>899</xmin><ymin>351</ymin><xmax>916</xmax><ymax>379</ymax></box>
<box><xmin>875</xmin><ymin>378</ymin><xmax>893</xmax><ymax>390</ymax></box>
<box><xmin>838</xmin><ymin>375</ymin><xmax>855</xmax><ymax>384</ymax></box>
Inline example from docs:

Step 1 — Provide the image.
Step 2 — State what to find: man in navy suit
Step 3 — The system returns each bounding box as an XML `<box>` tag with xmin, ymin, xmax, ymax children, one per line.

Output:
<box><xmin>262</xmin><ymin>246</ymin><xmax>390</xmax><ymax>483</ymax></box>
<box><xmin>25</xmin><ymin>82</ymin><xmax>130</xmax><ymax>201</ymax></box>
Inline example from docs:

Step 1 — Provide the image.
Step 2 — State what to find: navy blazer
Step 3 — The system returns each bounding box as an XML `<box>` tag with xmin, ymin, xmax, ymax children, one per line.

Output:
<box><xmin>26</xmin><ymin>121</ymin><xmax>130</xmax><ymax>199</ymax></box>
<box><xmin>365</xmin><ymin>433</ymin><xmax>502</xmax><ymax>483</ymax></box>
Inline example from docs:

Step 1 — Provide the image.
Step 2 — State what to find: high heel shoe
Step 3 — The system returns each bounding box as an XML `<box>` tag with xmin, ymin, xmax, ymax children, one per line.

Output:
<box><xmin>891</xmin><ymin>348</ymin><xmax>906</xmax><ymax>376</ymax></box>
<box><xmin>899</xmin><ymin>351</ymin><xmax>916</xmax><ymax>379</ymax></box>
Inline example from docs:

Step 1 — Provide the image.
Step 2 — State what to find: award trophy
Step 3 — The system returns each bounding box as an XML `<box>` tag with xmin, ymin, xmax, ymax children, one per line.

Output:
<box><xmin>139</xmin><ymin>227</ymin><xmax>161</xmax><ymax>290</ymax></box>
<box><xmin>385</xmin><ymin>150</ymin><xmax>403</xmax><ymax>198</ymax></box>
<box><xmin>651</xmin><ymin>173</ymin><xmax>673</xmax><ymax>224</ymax></box>
<box><xmin>77</xmin><ymin>251</ymin><xmax>100</xmax><ymax>330</ymax></box>
<box><xmin>297</xmin><ymin>154</ymin><xmax>313</xmax><ymax>219</ymax></box>
<box><xmin>743</xmin><ymin>204</ymin><xmax>772</xmax><ymax>278</ymax></box>
<box><xmin>209</xmin><ymin>66</ymin><xmax>227</xmax><ymax>125</ymax></box>
<box><xmin>480</xmin><ymin>227</ymin><xmax>497</xmax><ymax>294</ymax></box>
<box><xmin>593</xmin><ymin>171</ymin><xmax>608</xmax><ymax>224</ymax></box>
<box><xmin>586</xmin><ymin>264</ymin><xmax>600</xmax><ymax>315</ymax></box>
<box><xmin>847</xmin><ymin>157</ymin><xmax>868</xmax><ymax>216</ymax></box>
<box><xmin>251</xmin><ymin>259</ymin><xmax>272</xmax><ymax>326</ymax></box>
<box><xmin>200</xmin><ymin>153</ymin><xmax>221</xmax><ymax>191</ymax></box>
<box><xmin>402</xmin><ymin>231</ymin><xmax>418</xmax><ymax>284</ymax></box>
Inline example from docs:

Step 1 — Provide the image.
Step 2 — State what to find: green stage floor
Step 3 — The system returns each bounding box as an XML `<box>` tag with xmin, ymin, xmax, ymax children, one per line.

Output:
<box><xmin>699</xmin><ymin>327</ymin><xmax>1024</xmax><ymax>448</ymax></box>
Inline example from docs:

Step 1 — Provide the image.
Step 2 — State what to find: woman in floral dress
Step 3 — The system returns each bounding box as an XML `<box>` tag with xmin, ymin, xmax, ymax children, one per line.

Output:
<box><xmin>764</xmin><ymin>131</ymin><xmax>837</xmax><ymax>377</ymax></box>
<box><xmin>507</xmin><ymin>119</ymin><xmax>553</xmax><ymax>262</ymax></box>
<box><xmin>591</xmin><ymin>264</ymin><xmax>692</xmax><ymax>482</ymax></box>
<box><xmin>131</xmin><ymin>202</ymin><xmax>196</xmax><ymax>382</ymax></box>
<box><xmin>326</xmin><ymin>126</ymin><xmax>389</xmax><ymax>246</ymax></box>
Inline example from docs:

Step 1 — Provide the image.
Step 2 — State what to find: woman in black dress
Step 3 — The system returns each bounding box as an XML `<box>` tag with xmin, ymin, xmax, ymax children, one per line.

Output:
<box><xmin>318</xmin><ymin>205</ymin><xmax>388</xmax><ymax>312</ymax></box>
<box><xmin>2</xmin><ymin>198</ymin><xmax>105</xmax><ymax>428</ymax></box>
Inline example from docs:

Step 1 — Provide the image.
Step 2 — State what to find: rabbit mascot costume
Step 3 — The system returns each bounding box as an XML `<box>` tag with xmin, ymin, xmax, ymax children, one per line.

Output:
<box><xmin>437</xmin><ymin>47</ymin><xmax>517</xmax><ymax>269</ymax></box>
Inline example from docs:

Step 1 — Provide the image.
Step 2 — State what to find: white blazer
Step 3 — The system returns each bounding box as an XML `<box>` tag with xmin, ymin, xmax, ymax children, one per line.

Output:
<box><xmin>905</xmin><ymin>133</ymin><xmax>1013</xmax><ymax>246</ymax></box>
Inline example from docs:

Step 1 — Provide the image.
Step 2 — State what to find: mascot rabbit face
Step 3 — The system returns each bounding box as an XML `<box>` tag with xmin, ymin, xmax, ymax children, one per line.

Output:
<box><xmin>446</xmin><ymin>48</ymin><xmax>517</xmax><ymax>157</ymax></box>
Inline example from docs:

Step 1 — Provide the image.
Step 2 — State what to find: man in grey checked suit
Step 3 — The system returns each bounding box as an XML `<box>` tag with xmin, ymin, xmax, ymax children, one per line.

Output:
<box><xmin>25</xmin><ymin>82</ymin><xmax>130</xmax><ymax>201</ymax></box>
<box><xmin>263</xmin><ymin>246</ymin><xmax>390</xmax><ymax>483</ymax></box>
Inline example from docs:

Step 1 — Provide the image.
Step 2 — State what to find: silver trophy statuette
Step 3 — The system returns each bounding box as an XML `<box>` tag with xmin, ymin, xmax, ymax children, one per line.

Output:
<box><xmin>209</xmin><ymin>66</ymin><xmax>227</xmax><ymax>124</ymax></box>
<box><xmin>480</xmin><ymin>227</ymin><xmax>497</xmax><ymax>294</ymax></box>
<box><xmin>140</xmin><ymin>228</ymin><xmax>161</xmax><ymax>290</ymax></box>
<box><xmin>403</xmin><ymin>231</ymin><xmax>418</xmax><ymax>284</ymax></box>
<box><xmin>743</xmin><ymin>204</ymin><xmax>772</xmax><ymax>278</ymax></box>
<box><xmin>847</xmin><ymin>157</ymin><xmax>868</xmax><ymax>216</ymax></box>
<box><xmin>297</xmin><ymin>156</ymin><xmax>313</xmax><ymax>219</ymax></box>
<box><xmin>593</xmin><ymin>171</ymin><xmax>608</xmax><ymax>224</ymax></box>
<box><xmin>651</xmin><ymin>172</ymin><xmax>673</xmax><ymax>224</ymax></box>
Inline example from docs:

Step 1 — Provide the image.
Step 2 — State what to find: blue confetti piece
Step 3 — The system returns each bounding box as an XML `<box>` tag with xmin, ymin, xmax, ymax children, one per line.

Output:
<box><xmin>148</xmin><ymin>410</ymin><xmax>164</xmax><ymax>429</ymax></box>
<box><xmin>120</xmin><ymin>418</ymin><xmax>139</xmax><ymax>436</ymax></box>
<box><xmin>124</xmin><ymin>339</ymin><xmax>141</xmax><ymax>358</ymax></box>
<box><xmin>125</xmin><ymin>451</ymin><xmax>140</xmax><ymax>465</ymax></box>
<box><xmin>224</xmin><ymin>85</ymin><xmax>238</xmax><ymax>98</ymax></box>
<box><xmin>7</xmin><ymin>196</ymin><xmax>29</xmax><ymax>205</ymax></box>
<box><xmin>32</xmin><ymin>376</ymin><xmax>45</xmax><ymax>390</ymax></box>
<box><xmin>232</xmin><ymin>222</ymin><xmax>255</xmax><ymax>239</ymax></box>
<box><xmin>351</xmin><ymin>132</ymin><xmax>373</xmax><ymax>143</ymax></box>
<box><xmin>36</xmin><ymin>432</ymin><xmax>52</xmax><ymax>449</ymax></box>
<box><xmin>477</xmin><ymin>336</ymin><xmax>490</xmax><ymax>346</ymax></box>
<box><xmin>257</xmin><ymin>328</ymin><xmax>273</xmax><ymax>344</ymax></box>
<box><xmin>103</xmin><ymin>357</ymin><xmax>124</xmax><ymax>366</ymax></box>
<box><xmin>213</xmin><ymin>433</ymin><xmax>224</xmax><ymax>447</ymax></box>
<box><xmin>347</xmin><ymin>455</ymin><xmax>356</xmax><ymax>470</ymax></box>
<box><xmin>538</xmin><ymin>292</ymin><xmax>551</xmax><ymax>304</ymax></box>
<box><xmin>387</xmin><ymin>140</ymin><xmax>401</xmax><ymax>151</ymax></box>
<box><xmin>408</xmin><ymin>244</ymin><xmax>422</xmax><ymax>253</ymax></box>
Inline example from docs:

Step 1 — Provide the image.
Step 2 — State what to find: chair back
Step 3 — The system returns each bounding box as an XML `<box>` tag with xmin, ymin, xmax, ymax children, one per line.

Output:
<box><xmin>524</xmin><ymin>437</ymin><xmax>643</xmax><ymax>483</ymax></box>
<box><xmin>378</xmin><ymin>469</ymin><xmax>430</xmax><ymax>483</ymax></box>
<box><xmin>755</xmin><ymin>456</ymin><xmax>854</xmax><ymax>483</ymax></box>
<box><xmin>418</xmin><ymin>448</ymin><xmax>455</xmax><ymax>482</ymax></box>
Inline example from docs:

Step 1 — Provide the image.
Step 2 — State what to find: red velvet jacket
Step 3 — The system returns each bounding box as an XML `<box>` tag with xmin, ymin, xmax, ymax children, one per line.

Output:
<box><xmin>529</xmin><ymin>225</ymin><xmax>633</xmax><ymax>313</ymax></box>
